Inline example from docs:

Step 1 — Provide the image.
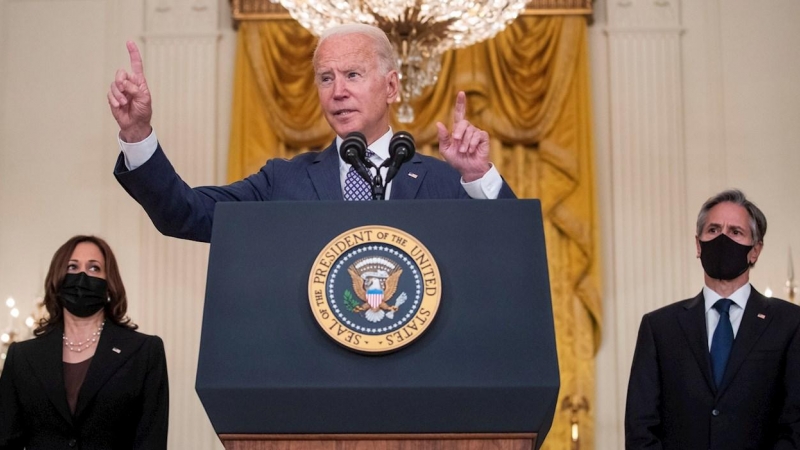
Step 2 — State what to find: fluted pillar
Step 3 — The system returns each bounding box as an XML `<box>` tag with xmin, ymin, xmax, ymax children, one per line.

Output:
<box><xmin>137</xmin><ymin>0</ymin><xmax>222</xmax><ymax>448</ymax></box>
<box><xmin>594</xmin><ymin>0</ymin><xmax>690</xmax><ymax>447</ymax></box>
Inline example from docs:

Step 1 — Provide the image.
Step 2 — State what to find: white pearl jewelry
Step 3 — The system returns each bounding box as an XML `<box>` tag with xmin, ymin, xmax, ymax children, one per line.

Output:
<box><xmin>63</xmin><ymin>321</ymin><xmax>105</xmax><ymax>353</ymax></box>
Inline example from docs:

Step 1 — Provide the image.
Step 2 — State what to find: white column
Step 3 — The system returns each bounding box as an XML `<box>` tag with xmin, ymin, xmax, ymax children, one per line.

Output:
<box><xmin>138</xmin><ymin>0</ymin><xmax>223</xmax><ymax>448</ymax></box>
<box><xmin>594</xmin><ymin>0</ymin><xmax>691</xmax><ymax>447</ymax></box>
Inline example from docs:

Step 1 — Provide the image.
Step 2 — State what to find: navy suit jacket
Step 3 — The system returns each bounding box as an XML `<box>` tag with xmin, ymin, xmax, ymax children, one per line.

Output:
<box><xmin>114</xmin><ymin>142</ymin><xmax>516</xmax><ymax>242</ymax></box>
<box><xmin>0</xmin><ymin>323</ymin><xmax>168</xmax><ymax>450</ymax></box>
<box><xmin>625</xmin><ymin>288</ymin><xmax>800</xmax><ymax>450</ymax></box>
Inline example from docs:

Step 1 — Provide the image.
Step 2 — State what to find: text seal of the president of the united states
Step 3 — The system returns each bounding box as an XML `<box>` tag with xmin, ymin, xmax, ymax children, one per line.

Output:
<box><xmin>308</xmin><ymin>225</ymin><xmax>441</xmax><ymax>354</ymax></box>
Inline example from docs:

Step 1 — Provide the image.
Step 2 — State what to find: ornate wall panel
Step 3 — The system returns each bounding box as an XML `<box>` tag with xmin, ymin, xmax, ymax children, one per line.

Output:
<box><xmin>594</xmin><ymin>0</ymin><xmax>690</xmax><ymax>447</ymax></box>
<box><xmin>138</xmin><ymin>2</ymin><xmax>223</xmax><ymax>448</ymax></box>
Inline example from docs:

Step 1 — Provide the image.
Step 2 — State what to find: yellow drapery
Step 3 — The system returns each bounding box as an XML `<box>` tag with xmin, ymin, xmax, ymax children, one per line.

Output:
<box><xmin>227</xmin><ymin>16</ymin><xmax>601</xmax><ymax>450</ymax></box>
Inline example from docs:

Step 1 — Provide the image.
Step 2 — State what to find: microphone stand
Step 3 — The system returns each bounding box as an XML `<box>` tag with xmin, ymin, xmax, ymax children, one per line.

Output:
<box><xmin>371</xmin><ymin>172</ymin><xmax>385</xmax><ymax>201</ymax></box>
<box><xmin>361</xmin><ymin>158</ymin><xmax>385</xmax><ymax>201</ymax></box>
<box><xmin>342</xmin><ymin>130</ymin><xmax>415</xmax><ymax>202</ymax></box>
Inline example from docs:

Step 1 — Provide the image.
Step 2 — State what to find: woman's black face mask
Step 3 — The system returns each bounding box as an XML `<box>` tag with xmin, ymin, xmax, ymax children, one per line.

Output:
<box><xmin>59</xmin><ymin>272</ymin><xmax>108</xmax><ymax>317</ymax></box>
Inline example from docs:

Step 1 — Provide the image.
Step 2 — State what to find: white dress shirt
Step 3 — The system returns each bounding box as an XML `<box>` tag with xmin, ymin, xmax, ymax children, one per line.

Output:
<box><xmin>703</xmin><ymin>283</ymin><xmax>751</xmax><ymax>349</ymax></box>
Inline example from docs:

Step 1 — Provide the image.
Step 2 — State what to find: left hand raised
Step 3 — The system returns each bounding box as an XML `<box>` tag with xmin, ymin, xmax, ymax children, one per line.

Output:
<box><xmin>436</xmin><ymin>91</ymin><xmax>492</xmax><ymax>182</ymax></box>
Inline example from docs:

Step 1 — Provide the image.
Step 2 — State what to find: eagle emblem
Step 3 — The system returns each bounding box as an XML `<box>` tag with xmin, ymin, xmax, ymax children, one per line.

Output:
<box><xmin>308</xmin><ymin>225</ymin><xmax>442</xmax><ymax>353</ymax></box>
<box><xmin>347</xmin><ymin>256</ymin><xmax>406</xmax><ymax>323</ymax></box>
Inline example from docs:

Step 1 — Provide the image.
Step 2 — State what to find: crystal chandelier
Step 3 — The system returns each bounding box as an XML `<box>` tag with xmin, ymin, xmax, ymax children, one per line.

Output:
<box><xmin>271</xmin><ymin>0</ymin><xmax>528</xmax><ymax>122</ymax></box>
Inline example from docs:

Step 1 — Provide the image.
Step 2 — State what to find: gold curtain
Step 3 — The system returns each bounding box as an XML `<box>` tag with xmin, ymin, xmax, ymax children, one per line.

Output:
<box><xmin>228</xmin><ymin>16</ymin><xmax>601</xmax><ymax>450</ymax></box>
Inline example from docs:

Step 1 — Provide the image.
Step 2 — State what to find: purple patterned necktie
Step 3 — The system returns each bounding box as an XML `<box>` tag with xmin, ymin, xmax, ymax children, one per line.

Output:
<box><xmin>343</xmin><ymin>150</ymin><xmax>375</xmax><ymax>201</ymax></box>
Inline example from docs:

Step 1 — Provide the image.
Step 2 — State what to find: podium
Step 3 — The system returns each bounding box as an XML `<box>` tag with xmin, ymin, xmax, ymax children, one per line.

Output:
<box><xmin>196</xmin><ymin>200</ymin><xmax>559</xmax><ymax>449</ymax></box>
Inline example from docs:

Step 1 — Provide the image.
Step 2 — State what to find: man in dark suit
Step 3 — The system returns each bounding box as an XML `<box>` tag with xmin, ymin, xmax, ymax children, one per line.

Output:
<box><xmin>107</xmin><ymin>24</ymin><xmax>515</xmax><ymax>243</ymax></box>
<box><xmin>625</xmin><ymin>189</ymin><xmax>800</xmax><ymax>449</ymax></box>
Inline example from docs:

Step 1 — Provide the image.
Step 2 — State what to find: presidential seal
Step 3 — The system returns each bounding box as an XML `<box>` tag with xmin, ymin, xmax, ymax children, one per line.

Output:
<box><xmin>308</xmin><ymin>225</ymin><xmax>441</xmax><ymax>354</ymax></box>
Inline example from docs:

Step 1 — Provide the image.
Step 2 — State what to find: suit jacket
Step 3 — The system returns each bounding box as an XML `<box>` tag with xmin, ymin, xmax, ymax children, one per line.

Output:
<box><xmin>0</xmin><ymin>322</ymin><xmax>168</xmax><ymax>450</ymax></box>
<box><xmin>114</xmin><ymin>142</ymin><xmax>517</xmax><ymax>243</ymax></box>
<box><xmin>625</xmin><ymin>288</ymin><xmax>800</xmax><ymax>449</ymax></box>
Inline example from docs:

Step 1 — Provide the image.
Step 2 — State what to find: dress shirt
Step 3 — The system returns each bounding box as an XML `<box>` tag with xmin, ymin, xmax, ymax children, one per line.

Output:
<box><xmin>119</xmin><ymin>128</ymin><xmax>503</xmax><ymax>200</ymax></box>
<box><xmin>703</xmin><ymin>283</ymin><xmax>751</xmax><ymax>349</ymax></box>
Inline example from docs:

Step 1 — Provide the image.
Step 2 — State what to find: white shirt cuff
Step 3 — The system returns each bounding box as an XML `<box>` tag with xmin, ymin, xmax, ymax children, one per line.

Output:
<box><xmin>119</xmin><ymin>130</ymin><xmax>158</xmax><ymax>170</ymax></box>
<box><xmin>461</xmin><ymin>164</ymin><xmax>502</xmax><ymax>199</ymax></box>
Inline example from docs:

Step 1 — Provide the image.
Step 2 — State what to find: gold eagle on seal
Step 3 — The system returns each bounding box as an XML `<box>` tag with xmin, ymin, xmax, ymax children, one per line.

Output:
<box><xmin>347</xmin><ymin>256</ymin><xmax>404</xmax><ymax>323</ymax></box>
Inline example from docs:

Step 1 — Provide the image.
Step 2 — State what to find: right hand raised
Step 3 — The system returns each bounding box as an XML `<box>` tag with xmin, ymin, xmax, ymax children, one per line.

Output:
<box><xmin>108</xmin><ymin>41</ymin><xmax>152</xmax><ymax>143</ymax></box>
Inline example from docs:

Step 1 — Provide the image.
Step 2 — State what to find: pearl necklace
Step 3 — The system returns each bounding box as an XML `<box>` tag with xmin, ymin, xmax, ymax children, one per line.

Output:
<box><xmin>63</xmin><ymin>321</ymin><xmax>105</xmax><ymax>353</ymax></box>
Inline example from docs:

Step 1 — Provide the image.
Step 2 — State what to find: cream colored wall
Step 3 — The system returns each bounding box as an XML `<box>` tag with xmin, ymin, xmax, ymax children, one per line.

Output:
<box><xmin>591</xmin><ymin>0</ymin><xmax>800</xmax><ymax>448</ymax></box>
<box><xmin>0</xmin><ymin>0</ymin><xmax>234</xmax><ymax>448</ymax></box>
<box><xmin>1</xmin><ymin>0</ymin><xmax>798</xmax><ymax>449</ymax></box>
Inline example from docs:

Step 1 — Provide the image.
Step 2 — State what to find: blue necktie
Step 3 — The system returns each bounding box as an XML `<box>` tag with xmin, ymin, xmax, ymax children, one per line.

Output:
<box><xmin>343</xmin><ymin>150</ymin><xmax>375</xmax><ymax>201</ymax></box>
<box><xmin>710</xmin><ymin>298</ymin><xmax>734</xmax><ymax>388</ymax></box>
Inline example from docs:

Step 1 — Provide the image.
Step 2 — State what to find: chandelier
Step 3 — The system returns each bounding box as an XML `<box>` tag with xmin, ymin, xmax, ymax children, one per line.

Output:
<box><xmin>1</xmin><ymin>296</ymin><xmax>40</xmax><ymax>372</ymax></box>
<box><xmin>270</xmin><ymin>0</ymin><xmax>528</xmax><ymax>122</ymax></box>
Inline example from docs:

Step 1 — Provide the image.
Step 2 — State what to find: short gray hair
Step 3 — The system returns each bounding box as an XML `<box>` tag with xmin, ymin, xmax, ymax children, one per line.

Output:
<box><xmin>696</xmin><ymin>189</ymin><xmax>767</xmax><ymax>243</ymax></box>
<box><xmin>312</xmin><ymin>23</ymin><xmax>398</xmax><ymax>74</ymax></box>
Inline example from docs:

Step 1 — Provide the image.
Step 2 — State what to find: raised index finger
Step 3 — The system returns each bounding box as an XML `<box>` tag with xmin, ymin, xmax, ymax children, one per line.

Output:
<box><xmin>453</xmin><ymin>91</ymin><xmax>467</xmax><ymax>124</ymax></box>
<box><xmin>126</xmin><ymin>41</ymin><xmax>144</xmax><ymax>75</ymax></box>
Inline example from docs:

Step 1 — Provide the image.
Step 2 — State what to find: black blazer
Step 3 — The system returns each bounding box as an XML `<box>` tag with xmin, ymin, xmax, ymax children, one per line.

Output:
<box><xmin>0</xmin><ymin>322</ymin><xmax>168</xmax><ymax>450</ymax></box>
<box><xmin>625</xmin><ymin>288</ymin><xmax>800</xmax><ymax>449</ymax></box>
<box><xmin>114</xmin><ymin>142</ymin><xmax>516</xmax><ymax>243</ymax></box>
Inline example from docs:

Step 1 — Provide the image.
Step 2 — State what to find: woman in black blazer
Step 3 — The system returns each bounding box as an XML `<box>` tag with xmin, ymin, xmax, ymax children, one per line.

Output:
<box><xmin>0</xmin><ymin>235</ymin><xmax>168</xmax><ymax>449</ymax></box>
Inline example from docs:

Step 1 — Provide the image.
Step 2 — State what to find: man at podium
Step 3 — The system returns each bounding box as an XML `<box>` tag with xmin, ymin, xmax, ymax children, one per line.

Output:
<box><xmin>107</xmin><ymin>23</ymin><xmax>516</xmax><ymax>242</ymax></box>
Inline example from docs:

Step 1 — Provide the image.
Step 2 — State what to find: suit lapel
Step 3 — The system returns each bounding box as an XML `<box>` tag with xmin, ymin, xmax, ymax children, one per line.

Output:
<box><xmin>74</xmin><ymin>323</ymin><xmax>145</xmax><ymax>419</ymax></box>
<box><xmin>677</xmin><ymin>292</ymin><xmax>716</xmax><ymax>393</ymax></box>
<box><xmin>388</xmin><ymin>155</ymin><xmax>427</xmax><ymax>199</ymax></box>
<box><xmin>308</xmin><ymin>143</ymin><xmax>345</xmax><ymax>200</ymax></box>
<box><xmin>717</xmin><ymin>289</ymin><xmax>773</xmax><ymax>398</ymax></box>
<box><xmin>24</xmin><ymin>328</ymin><xmax>74</xmax><ymax>426</ymax></box>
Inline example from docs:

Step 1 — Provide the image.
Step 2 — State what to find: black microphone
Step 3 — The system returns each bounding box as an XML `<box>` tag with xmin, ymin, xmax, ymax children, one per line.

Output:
<box><xmin>385</xmin><ymin>131</ymin><xmax>416</xmax><ymax>185</ymax></box>
<box><xmin>339</xmin><ymin>131</ymin><xmax>372</xmax><ymax>184</ymax></box>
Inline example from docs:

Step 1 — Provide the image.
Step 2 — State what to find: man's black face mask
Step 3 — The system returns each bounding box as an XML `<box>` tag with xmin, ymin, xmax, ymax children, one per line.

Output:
<box><xmin>699</xmin><ymin>233</ymin><xmax>754</xmax><ymax>281</ymax></box>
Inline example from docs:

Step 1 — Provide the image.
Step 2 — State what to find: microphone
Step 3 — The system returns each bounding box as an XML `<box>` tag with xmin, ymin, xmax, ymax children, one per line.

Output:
<box><xmin>339</xmin><ymin>131</ymin><xmax>372</xmax><ymax>184</ymax></box>
<box><xmin>385</xmin><ymin>131</ymin><xmax>416</xmax><ymax>184</ymax></box>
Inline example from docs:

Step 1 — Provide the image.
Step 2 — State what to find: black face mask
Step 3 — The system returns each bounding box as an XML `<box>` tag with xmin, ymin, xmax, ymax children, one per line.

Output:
<box><xmin>59</xmin><ymin>272</ymin><xmax>108</xmax><ymax>318</ymax></box>
<box><xmin>699</xmin><ymin>234</ymin><xmax>754</xmax><ymax>281</ymax></box>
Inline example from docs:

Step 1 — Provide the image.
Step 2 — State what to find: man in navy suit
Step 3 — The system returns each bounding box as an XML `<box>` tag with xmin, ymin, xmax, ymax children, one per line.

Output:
<box><xmin>107</xmin><ymin>24</ymin><xmax>515</xmax><ymax>243</ymax></box>
<box><xmin>625</xmin><ymin>189</ymin><xmax>800</xmax><ymax>449</ymax></box>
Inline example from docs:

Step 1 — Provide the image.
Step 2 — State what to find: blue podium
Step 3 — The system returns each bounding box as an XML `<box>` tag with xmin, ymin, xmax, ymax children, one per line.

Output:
<box><xmin>196</xmin><ymin>200</ymin><xmax>559</xmax><ymax>450</ymax></box>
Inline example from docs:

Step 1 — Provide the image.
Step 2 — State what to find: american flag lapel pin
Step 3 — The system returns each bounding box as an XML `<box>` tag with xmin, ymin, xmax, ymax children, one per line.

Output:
<box><xmin>112</xmin><ymin>347</ymin><xmax>121</xmax><ymax>353</ymax></box>
<box><xmin>757</xmin><ymin>313</ymin><xmax>766</xmax><ymax>319</ymax></box>
<box><xmin>408</xmin><ymin>172</ymin><xmax>418</xmax><ymax>179</ymax></box>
